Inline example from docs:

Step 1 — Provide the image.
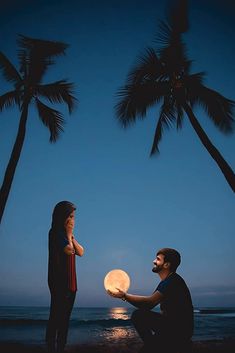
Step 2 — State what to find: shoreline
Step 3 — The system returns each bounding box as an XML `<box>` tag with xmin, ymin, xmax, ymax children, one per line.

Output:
<box><xmin>1</xmin><ymin>338</ymin><xmax>235</xmax><ymax>353</ymax></box>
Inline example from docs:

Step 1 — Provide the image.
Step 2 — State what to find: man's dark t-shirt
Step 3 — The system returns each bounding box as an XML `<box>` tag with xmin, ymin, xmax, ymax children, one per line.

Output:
<box><xmin>156</xmin><ymin>272</ymin><xmax>194</xmax><ymax>338</ymax></box>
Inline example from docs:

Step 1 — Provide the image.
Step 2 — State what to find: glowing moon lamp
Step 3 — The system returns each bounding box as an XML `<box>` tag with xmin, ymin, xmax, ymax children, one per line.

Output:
<box><xmin>104</xmin><ymin>269</ymin><xmax>130</xmax><ymax>294</ymax></box>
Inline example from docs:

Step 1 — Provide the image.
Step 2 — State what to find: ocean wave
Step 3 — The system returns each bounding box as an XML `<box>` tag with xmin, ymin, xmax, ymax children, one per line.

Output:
<box><xmin>1</xmin><ymin>308</ymin><xmax>235</xmax><ymax>326</ymax></box>
<box><xmin>0</xmin><ymin>318</ymin><xmax>132</xmax><ymax>327</ymax></box>
<box><xmin>196</xmin><ymin>308</ymin><xmax>235</xmax><ymax>316</ymax></box>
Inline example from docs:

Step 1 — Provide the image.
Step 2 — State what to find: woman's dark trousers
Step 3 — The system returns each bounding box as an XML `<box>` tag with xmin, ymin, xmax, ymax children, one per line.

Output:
<box><xmin>46</xmin><ymin>290</ymin><xmax>76</xmax><ymax>353</ymax></box>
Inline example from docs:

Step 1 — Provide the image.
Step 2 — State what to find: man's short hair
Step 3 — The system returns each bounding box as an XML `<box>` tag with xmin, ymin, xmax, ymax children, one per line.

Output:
<box><xmin>157</xmin><ymin>248</ymin><xmax>181</xmax><ymax>272</ymax></box>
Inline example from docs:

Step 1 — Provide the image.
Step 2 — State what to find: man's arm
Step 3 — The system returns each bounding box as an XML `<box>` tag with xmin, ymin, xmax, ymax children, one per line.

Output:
<box><xmin>108</xmin><ymin>289</ymin><xmax>163</xmax><ymax>310</ymax></box>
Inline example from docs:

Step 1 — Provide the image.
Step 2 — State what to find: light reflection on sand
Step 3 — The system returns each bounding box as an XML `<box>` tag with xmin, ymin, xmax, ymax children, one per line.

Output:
<box><xmin>97</xmin><ymin>307</ymin><xmax>136</xmax><ymax>342</ymax></box>
<box><xmin>104</xmin><ymin>326</ymin><xmax>136</xmax><ymax>340</ymax></box>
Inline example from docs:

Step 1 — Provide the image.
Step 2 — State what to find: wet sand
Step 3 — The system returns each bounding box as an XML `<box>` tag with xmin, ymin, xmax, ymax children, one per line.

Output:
<box><xmin>1</xmin><ymin>338</ymin><xmax>235</xmax><ymax>353</ymax></box>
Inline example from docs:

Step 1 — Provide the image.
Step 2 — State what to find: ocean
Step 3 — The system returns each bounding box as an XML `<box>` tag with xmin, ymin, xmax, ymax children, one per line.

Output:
<box><xmin>0</xmin><ymin>306</ymin><xmax>235</xmax><ymax>345</ymax></box>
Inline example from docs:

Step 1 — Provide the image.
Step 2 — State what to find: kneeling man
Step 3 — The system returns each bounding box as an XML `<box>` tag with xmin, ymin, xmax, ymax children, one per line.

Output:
<box><xmin>108</xmin><ymin>248</ymin><xmax>194</xmax><ymax>353</ymax></box>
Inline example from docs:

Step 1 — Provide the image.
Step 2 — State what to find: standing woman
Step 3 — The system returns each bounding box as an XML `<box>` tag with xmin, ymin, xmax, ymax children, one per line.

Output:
<box><xmin>46</xmin><ymin>201</ymin><xmax>84</xmax><ymax>353</ymax></box>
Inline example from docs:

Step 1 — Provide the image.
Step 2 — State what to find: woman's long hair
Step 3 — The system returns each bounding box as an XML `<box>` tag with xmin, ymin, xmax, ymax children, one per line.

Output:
<box><xmin>51</xmin><ymin>200</ymin><xmax>76</xmax><ymax>232</ymax></box>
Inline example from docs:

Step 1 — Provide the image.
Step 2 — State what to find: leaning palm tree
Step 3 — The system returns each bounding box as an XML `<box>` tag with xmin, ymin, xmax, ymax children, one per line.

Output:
<box><xmin>115</xmin><ymin>0</ymin><xmax>235</xmax><ymax>192</ymax></box>
<box><xmin>0</xmin><ymin>35</ymin><xmax>77</xmax><ymax>224</ymax></box>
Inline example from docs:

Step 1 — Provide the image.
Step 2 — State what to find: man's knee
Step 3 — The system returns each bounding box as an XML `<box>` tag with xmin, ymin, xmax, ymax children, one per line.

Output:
<box><xmin>131</xmin><ymin>309</ymin><xmax>148</xmax><ymax>324</ymax></box>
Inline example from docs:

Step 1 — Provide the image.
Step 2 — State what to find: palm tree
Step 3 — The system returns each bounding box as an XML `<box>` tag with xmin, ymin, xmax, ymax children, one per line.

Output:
<box><xmin>115</xmin><ymin>0</ymin><xmax>235</xmax><ymax>192</ymax></box>
<box><xmin>0</xmin><ymin>35</ymin><xmax>77</xmax><ymax>224</ymax></box>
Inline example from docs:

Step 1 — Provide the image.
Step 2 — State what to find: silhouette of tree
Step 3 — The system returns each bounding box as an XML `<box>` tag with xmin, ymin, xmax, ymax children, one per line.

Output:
<box><xmin>0</xmin><ymin>35</ymin><xmax>77</xmax><ymax>224</ymax></box>
<box><xmin>115</xmin><ymin>0</ymin><xmax>235</xmax><ymax>192</ymax></box>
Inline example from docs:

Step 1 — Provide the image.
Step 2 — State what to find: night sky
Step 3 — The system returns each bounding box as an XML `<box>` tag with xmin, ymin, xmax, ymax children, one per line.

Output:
<box><xmin>0</xmin><ymin>0</ymin><xmax>235</xmax><ymax>308</ymax></box>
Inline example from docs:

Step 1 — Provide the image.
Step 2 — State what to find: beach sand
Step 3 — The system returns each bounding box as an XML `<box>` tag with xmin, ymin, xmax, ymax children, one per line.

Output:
<box><xmin>1</xmin><ymin>339</ymin><xmax>235</xmax><ymax>353</ymax></box>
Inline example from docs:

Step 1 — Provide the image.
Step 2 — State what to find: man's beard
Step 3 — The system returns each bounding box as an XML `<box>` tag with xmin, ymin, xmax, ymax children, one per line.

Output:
<box><xmin>152</xmin><ymin>264</ymin><xmax>163</xmax><ymax>273</ymax></box>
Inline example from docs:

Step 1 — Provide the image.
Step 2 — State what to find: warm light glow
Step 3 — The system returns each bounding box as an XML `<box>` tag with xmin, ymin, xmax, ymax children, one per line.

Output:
<box><xmin>109</xmin><ymin>307</ymin><xmax>129</xmax><ymax>320</ymax></box>
<box><xmin>99</xmin><ymin>326</ymin><xmax>137</xmax><ymax>342</ymax></box>
<box><xmin>104</xmin><ymin>269</ymin><xmax>130</xmax><ymax>294</ymax></box>
<box><xmin>104</xmin><ymin>327</ymin><xmax>130</xmax><ymax>340</ymax></box>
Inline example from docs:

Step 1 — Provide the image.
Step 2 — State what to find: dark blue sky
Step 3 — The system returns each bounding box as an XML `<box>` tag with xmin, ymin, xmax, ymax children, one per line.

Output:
<box><xmin>0</xmin><ymin>0</ymin><xmax>235</xmax><ymax>307</ymax></box>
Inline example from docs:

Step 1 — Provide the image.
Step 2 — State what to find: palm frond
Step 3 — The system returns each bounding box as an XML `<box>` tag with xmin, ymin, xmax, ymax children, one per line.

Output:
<box><xmin>0</xmin><ymin>52</ymin><xmax>22</xmax><ymax>85</ymax></box>
<box><xmin>185</xmin><ymin>71</ymin><xmax>205</xmax><ymax>106</ymax></box>
<box><xmin>156</xmin><ymin>0</ymin><xmax>189</xmax><ymax>46</ymax></box>
<box><xmin>115</xmin><ymin>81</ymin><xmax>168</xmax><ymax>127</ymax></box>
<box><xmin>154</xmin><ymin>1</ymin><xmax>190</xmax><ymax>76</ymax></box>
<box><xmin>0</xmin><ymin>91</ymin><xmax>19</xmax><ymax>111</ymax></box>
<box><xmin>188</xmin><ymin>83</ymin><xmax>235</xmax><ymax>133</ymax></box>
<box><xmin>168</xmin><ymin>0</ymin><xmax>189</xmax><ymax>34</ymax></box>
<box><xmin>17</xmin><ymin>35</ymin><xmax>68</xmax><ymax>58</ymax></box>
<box><xmin>184</xmin><ymin>71</ymin><xmax>206</xmax><ymax>87</ymax></box>
<box><xmin>156</xmin><ymin>20</ymin><xmax>172</xmax><ymax>47</ymax></box>
<box><xmin>150</xmin><ymin>116</ymin><xmax>164</xmax><ymax>155</ymax></box>
<box><xmin>29</xmin><ymin>58</ymin><xmax>53</xmax><ymax>85</ymax></box>
<box><xmin>36</xmin><ymin>80</ymin><xmax>77</xmax><ymax>113</ymax></box>
<box><xmin>150</xmin><ymin>96</ymin><xmax>177</xmax><ymax>155</ymax></box>
<box><xmin>17</xmin><ymin>46</ymin><xmax>52</xmax><ymax>85</ymax></box>
<box><xmin>176</xmin><ymin>102</ymin><xmax>184</xmax><ymax>129</ymax></box>
<box><xmin>17</xmin><ymin>49</ymin><xmax>28</xmax><ymax>77</ymax></box>
<box><xmin>127</xmin><ymin>47</ymin><xmax>164</xmax><ymax>84</ymax></box>
<box><xmin>35</xmin><ymin>98</ymin><xmax>65</xmax><ymax>142</ymax></box>
<box><xmin>156</xmin><ymin>20</ymin><xmax>191</xmax><ymax>77</ymax></box>
<box><xmin>17</xmin><ymin>35</ymin><xmax>68</xmax><ymax>84</ymax></box>
<box><xmin>160</xmin><ymin>97</ymin><xmax>177</xmax><ymax>128</ymax></box>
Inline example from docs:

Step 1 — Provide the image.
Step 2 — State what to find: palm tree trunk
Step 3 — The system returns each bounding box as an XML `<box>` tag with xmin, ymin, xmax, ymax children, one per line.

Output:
<box><xmin>183</xmin><ymin>102</ymin><xmax>235</xmax><ymax>193</ymax></box>
<box><xmin>0</xmin><ymin>102</ymin><xmax>29</xmax><ymax>224</ymax></box>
